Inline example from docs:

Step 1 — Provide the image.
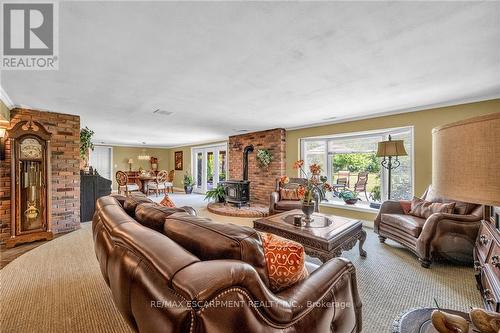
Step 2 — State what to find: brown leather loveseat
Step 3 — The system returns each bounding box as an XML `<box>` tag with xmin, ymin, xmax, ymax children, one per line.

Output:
<box><xmin>93</xmin><ymin>194</ymin><xmax>362</xmax><ymax>333</ymax></box>
<box><xmin>374</xmin><ymin>186</ymin><xmax>482</xmax><ymax>268</ymax></box>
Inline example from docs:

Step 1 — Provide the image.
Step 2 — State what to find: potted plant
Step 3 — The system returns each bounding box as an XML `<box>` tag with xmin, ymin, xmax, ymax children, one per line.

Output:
<box><xmin>339</xmin><ymin>190</ymin><xmax>359</xmax><ymax>205</ymax></box>
<box><xmin>256</xmin><ymin>149</ymin><xmax>273</xmax><ymax>168</ymax></box>
<box><xmin>370</xmin><ymin>185</ymin><xmax>382</xmax><ymax>209</ymax></box>
<box><xmin>80</xmin><ymin>126</ymin><xmax>94</xmax><ymax>173</ymax></box>
<box><xmin>293</xmin><ymin>160</ymin><xmax>333</xmax><ymax>222</ymax></box>
<box><xmin>183</xmin><ymin>173</ymin><xmax>195</xmax><ymax>194</ymax></box>
<box><xmin>204</xmin><ymin>184</ymin><xmax>225</xmax><ymax>203</ymax></box>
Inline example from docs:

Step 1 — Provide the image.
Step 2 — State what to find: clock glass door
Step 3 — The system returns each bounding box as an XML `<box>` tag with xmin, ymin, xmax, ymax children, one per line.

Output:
<box><xmin>18</xmin><ymin>137</ymin><xmax>46</xmax><ymax>233</ymax></box>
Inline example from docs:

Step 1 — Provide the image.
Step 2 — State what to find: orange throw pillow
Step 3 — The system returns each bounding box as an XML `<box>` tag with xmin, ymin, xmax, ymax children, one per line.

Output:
<box><xmin>259</xmin><ymin>232</ymin><xmax>309</xmax><ymax>292</ymax></box>
<box><xmin>159</xmin><ymin>194</ymin><xmax>176</xmax><ymax>208</ymax></box>
<box><xmin>280</xmin><ymin>188</ymin><xmax>300</xmax><ymax>201</ymax></box>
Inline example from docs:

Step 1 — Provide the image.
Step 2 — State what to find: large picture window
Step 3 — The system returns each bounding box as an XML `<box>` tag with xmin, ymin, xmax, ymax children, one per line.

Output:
<box><xmin>300</xmin><ymin>127</ymin><xmax>413</xmax><ymax>203</ymax></box>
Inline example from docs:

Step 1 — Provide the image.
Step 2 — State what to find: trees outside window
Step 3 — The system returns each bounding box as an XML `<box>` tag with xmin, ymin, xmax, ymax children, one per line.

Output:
<box><xmin>301</xmin><ymin>127</ymin><xmax>413</xmax><ymax>202</ymax></box>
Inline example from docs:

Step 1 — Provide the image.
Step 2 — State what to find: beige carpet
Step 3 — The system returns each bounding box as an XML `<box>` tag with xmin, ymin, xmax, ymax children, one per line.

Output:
<box><xmin>0</xmin><ymin>195</ymin><xmax>482</xmax><ymax>332</ymax></box>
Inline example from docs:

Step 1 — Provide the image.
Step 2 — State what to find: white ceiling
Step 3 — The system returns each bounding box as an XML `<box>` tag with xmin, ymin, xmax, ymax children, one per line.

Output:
<box><xmin>2</xmin><ymin>1</ymin><xmax>500</xmax><ymax>147</ymax></box>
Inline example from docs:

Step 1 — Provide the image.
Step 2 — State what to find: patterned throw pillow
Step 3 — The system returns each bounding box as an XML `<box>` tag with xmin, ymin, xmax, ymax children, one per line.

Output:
<box><xmin>259</xmin><ymin>232</ymin><xmax>309</xmax><ymax>293</ymax></box>
<box><xmin>159</xmin><ymin>194</ymin><xmax>176</xmax><ymax>208</ymax></box>
<box><xmin>280</xmin><ymin>188</ymin><xmax>300</xmax><ymax>201</ymax></box>
<box><xmin>409</xmin><ymin>196</ymin><xmax>455</xmax><ymax>219</ymax></box>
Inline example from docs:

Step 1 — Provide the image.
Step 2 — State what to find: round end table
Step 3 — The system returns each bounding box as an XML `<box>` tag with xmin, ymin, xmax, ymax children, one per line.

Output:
<box><xmin>393</xmin><ymin>308</ymin><xmax>477</xmax><ymax>333</ymax></box>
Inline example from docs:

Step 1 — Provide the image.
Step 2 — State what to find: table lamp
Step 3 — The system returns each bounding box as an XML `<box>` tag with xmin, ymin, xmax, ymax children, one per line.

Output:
<box><xmin>432</xmin><ymin>112</ymin><xmax>500</xmax><ymax>220</ymax></box>
<box><xmin>128</xmin><ymin>158</ymin><xmax>133</xmax><ymax>172</ymax></box>
<box><xmin>376</xmin><ymin>135</ymin><xmax>408</xmax><ymax>200</ymax></box>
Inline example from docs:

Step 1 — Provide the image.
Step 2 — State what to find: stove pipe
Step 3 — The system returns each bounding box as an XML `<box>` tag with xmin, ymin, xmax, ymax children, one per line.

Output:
<box><xmin>242</xmin><ymin>145</ymin><xmax>254</xmax><ymax>181</ymax></box>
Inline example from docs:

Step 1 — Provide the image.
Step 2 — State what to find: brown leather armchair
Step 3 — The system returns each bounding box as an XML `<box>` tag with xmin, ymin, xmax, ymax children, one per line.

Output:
<box><xmin>269</xmin><ymin>178</ymin><xmax>319</xmax><ymax>215</ymax></box>
<box><xmin>93</xmin><ymin>195</ymin><xmax>362</xmax><ymax>333</ymax></box>
<box><xmin>374</xmin><ymin>186</ymin><xmax>482</xmax><ymax>268</ymax></box>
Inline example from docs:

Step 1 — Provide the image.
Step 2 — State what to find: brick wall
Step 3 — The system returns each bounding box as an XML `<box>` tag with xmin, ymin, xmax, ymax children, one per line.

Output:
<box><xmin>228</xmin><ymin>128</ymin><xmax>286</xmax><ymax>204</ymax></box>
<box><xmin>0</xmin><ymin>108</ymin><xmax>81</xmax><ymax>244</ymax></box>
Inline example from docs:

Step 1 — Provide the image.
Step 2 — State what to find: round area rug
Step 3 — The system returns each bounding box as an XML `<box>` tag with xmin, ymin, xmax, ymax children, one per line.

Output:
<box><xmin>207</xmin><ymin>202</ymin><xmax>269</xmax><ymax>217</ymax></box>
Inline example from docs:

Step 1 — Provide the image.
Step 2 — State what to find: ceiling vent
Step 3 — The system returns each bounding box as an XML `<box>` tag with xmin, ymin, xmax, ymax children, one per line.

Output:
<box><xmin>233</xmin><ymin>129</ymin><xmax>250</xmax><ymax>133</ymax></box>
<box><xmin>153</xmin><ymin>109</ymin><xmax>173</xmax><ymax>116</ymax></box>
<box><xmin>322</xmin><ymin>116</ymin><xmax>337</xmax><ymax>121</ymax></box>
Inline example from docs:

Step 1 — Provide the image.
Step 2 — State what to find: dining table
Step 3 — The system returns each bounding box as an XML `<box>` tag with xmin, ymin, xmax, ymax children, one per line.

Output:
<box><xmin>137</xmin><ymin>174</ymin><xmax>156</xmax><ymax>194</ymax></box>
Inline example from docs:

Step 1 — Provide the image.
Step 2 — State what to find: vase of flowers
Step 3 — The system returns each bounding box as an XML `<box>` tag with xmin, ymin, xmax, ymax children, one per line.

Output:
<box><xmin>293</xmin><ymin>160</ymin><xmax>333</xmax><ymax>222</ymax></box>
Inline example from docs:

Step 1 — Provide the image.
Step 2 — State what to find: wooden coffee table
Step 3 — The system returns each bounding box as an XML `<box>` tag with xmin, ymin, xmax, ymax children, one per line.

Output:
<box><xmin>253</xmin><ymin>209</ymin><xmax>367</xmax><ymax>262</ymax></box>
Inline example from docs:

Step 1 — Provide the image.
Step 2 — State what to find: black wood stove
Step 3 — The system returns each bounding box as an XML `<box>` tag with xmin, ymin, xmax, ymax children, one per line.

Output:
<box><xmin>223</xmin><ymin>145</ymin><xmax>254</xmax><ymax>208</ymax></box>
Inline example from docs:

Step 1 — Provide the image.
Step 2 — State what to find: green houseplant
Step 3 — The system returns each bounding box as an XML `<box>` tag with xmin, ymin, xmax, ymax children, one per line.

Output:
<box><xmin>256</xmin><ymin>149</ymin><xmax>273</xmax><ymax>168</ymax></box>
<box><xmin>204</xmin><ymin>184</ymin><xmax>225</xmax><ymax>203</ymax></box>
<box><xmin>80</xmin><ymin>127</ymin><xmax>95</xmax><ymax>171</ymax></box>
<box><xmin>339</xmin><ymin>190</ymin><xmax>359</xmax><ymax>205</ymax></box>
<box><xmin>183</xmin><ymin>173</ymin><xmax>195</xmax><ymax>194</ymax></box>
<box><xmin>369</xmin><ymin>185</ymin><xmax>382</xmax><ymax>209</ymax></box>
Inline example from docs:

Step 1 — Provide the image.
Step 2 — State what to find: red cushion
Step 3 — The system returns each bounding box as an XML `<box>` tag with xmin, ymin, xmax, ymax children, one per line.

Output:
<box><xmin>259</xmin><ymin>232</ymin><xmax>309</xmax><ymax>292</ymax></box>
<box><xmin>399</xmin><ymin>200</ymin><xmax>412</xmax><ymax>214</ymax></box>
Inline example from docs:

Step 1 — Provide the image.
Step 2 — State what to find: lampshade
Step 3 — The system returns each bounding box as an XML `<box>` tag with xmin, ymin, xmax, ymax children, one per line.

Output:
<box><xmin>127</xmin><ymin>159</ymin><xmax>133</xmax><ymax>164</ymax></box>
<box><xmin>376</xmin><ymin>139</ymin><xmax>408</xmax><ymax>157</ymax></box>
<box><xmin>432</xmin><ymin>112</ymin><xmax>500</xmax><ymax>206</ymax></box>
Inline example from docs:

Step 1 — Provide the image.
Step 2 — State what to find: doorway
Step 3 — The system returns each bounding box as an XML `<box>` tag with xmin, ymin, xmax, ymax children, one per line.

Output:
<box><xmin>192</xmin><ymin>144</ymin><xmax>227</xmax><ymax>194</ymax></box>
<box><xmin>90</xmin><ymin>146</ymin><xmax>113</xmax><ymax>180</ymax></box>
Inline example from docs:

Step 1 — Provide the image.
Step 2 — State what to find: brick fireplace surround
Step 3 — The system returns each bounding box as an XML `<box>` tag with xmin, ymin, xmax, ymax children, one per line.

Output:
<box><xmin>228</xmin><ymin>128</ymin><xmax>286</xmax><ymax>204</ymax></box>
<box><xmin>0</xmin><ymin>108</ymin><xmax>81</xmax><ymax>244</ymax></box>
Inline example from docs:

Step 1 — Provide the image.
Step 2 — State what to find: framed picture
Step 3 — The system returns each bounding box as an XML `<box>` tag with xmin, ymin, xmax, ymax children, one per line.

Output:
<box><xmin>174</xmin><ymin>151</ymin><xmax>183</xmax><ymax>170</ymax></box>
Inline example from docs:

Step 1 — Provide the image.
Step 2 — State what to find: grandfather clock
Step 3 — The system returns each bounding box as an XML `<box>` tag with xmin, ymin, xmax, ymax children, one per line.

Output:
<box><xmin>6</xmin><ymin>120</ymin><xmax>53</xmax><ymax>248</ymax></box>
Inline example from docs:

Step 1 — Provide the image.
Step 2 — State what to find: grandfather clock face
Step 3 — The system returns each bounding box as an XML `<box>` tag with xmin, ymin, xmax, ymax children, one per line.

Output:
<box><xmin>20</xmin><ymin>138</ymin><xmax>43</xmax><ymax>159</ymax></box>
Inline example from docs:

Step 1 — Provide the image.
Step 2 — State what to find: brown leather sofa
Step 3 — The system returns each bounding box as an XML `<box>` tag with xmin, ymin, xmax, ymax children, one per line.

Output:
<box><xmin>270</xmin><ymin>178</ymin><xmax>319</xmax><ymax>215</ymax></box>
<box><xmin>93</xmin><ymin>194</ymin><xmax>362</xmax><ymax>333</ymax></box>
<box><xmin>374</xmin><ymin>186</ymin><xmax>482</xmax><ymax>268</ymax></box>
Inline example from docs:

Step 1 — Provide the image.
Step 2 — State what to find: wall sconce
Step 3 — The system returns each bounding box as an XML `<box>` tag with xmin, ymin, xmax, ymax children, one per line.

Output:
<box><xmin>0</xmin><ymin>128</ymin><xmax>6</xmax><ymax>161</ymax></box>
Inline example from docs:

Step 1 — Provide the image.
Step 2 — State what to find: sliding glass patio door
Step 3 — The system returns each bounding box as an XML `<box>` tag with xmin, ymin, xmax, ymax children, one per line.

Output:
<box><xmin>192</xmin><ymin>144</ymin><xmax>227</xmax><ymax>194</ymax></box>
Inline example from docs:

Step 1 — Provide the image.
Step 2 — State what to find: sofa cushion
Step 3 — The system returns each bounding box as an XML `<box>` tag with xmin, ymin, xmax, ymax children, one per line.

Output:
<box><xmin>259</xmin><ymin>232</ymin><xmax>309</xmax><ymax>292</ymax></box>
<box><xmin>135</xmin><ymin>203</ymin><xmax>191</xmax><ymax>232</ymax></box>
<box><xmin>424</xmin><ymin>186</ymin><xmax>477</xmax><ymax>215</ymax></box>
<box><xmin>409</xmin><ymin>196</ymin><xmax>455</xmax><ymax>219</ymax></box>
<box><xmin>123</xmin><ymin>194</ymin><xmax>153</xmax><ymax>216</ymax></box>
<box><xmin>280</xmin><ymin>188</ymin><xmax>301</xmax><ymax>201</ymax></box>
<box><xmin>399</xmin><ymin>200</ymin><xmax>412</xmax><ymax>214</ymax></box>
<box><xmin>163</xmin><ymin>213</ymin><xmax>269</xmax><ymax>286</ymax></box>
<box><xmin>275</xmin><ymin>200</ymin><xmax>302</xmax><ymax>211</ymax></box>
<box><xmin>381</xmin><ymin>213</ymin><xmax>426</xmax><ymax>237</ymax></box>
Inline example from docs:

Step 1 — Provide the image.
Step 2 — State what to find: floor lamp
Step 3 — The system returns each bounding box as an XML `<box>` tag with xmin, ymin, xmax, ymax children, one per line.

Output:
<box><xmin>376</xmin><ymin>135</ymin><xmax>408</xmax><ymax>200</ymax></box>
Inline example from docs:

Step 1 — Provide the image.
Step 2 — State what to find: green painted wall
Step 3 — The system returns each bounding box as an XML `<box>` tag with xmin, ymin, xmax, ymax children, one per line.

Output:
<box><xmin>110</xmin><ymin>146</ymin><xmax>170</xmax><ymax>189</ymax></box>
<box><xmin>0</xmin><ymin>100</ymin><xmax>10</xmax><ymax>123</ymax></box>
<box><xmin>286</xmin><ymin>98</ymin><xmax>500</xmax><ymax>220</ymax></box>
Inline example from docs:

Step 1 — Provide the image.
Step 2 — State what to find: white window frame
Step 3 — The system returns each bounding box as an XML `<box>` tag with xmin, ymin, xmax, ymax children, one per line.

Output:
<box><xmin>300</xmin><ymin>126</ymin><xmax>414</xmax><ymax>201</ymax></box>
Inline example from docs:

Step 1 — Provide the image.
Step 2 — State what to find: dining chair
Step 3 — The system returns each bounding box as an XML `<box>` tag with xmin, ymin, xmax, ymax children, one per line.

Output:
<box><xmin>336</xmin><ymin>171</ymin><xmax>350</xmax><ymax>190</ymax></box>
<box><xmin>116</xmin><ymin>170</ymin><xmax>140</xmax><ymax>196</ymax></box>
<box><xmin>147</xmin><ymin>170</ymin><xmax>169</xmax><ymax>196</ymax></box>
<box><xmin>164</xmin><ymin>170</ymin><xmax>175</xmax><ymax>193</ymax></box>
<box><xmin>353</xmin><ymin>172</ymin><xmax>369</xmax><ymax>201</ymax></box>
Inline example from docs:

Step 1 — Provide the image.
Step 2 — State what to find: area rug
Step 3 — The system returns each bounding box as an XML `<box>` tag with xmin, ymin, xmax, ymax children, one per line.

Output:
<box><xmin>0</xmin><ymin>218</ymin><xmax>481</xmax><ymax>332</ymax></box>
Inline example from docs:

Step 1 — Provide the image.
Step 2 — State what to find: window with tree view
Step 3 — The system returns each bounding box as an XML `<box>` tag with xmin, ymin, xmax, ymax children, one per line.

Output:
<box><xmin>300</xmin><ymin>127</ymin><xmax>413</xmax><ymax>204</ymax></box>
